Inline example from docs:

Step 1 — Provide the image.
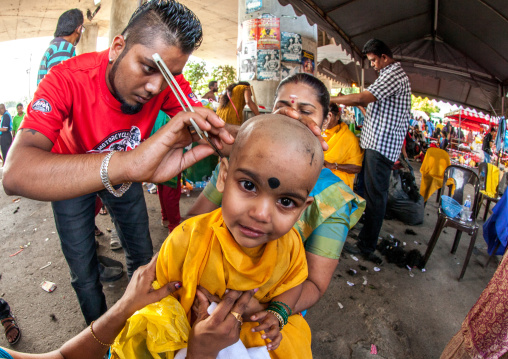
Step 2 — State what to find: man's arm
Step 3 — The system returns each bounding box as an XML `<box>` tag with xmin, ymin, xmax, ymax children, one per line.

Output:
<box><xmin>244</xmin><ymin>87</ymin><xmax>260</xmax><ymax>116</ymax></box>
<box><xmin>0</xmin><ymin>113</ymin><xmax>9</xmax><ymax>132</ymax></box>
<box><xmin>3</xmin><ymin>108</ymin><xmax>234</xmax><ymax>201</ymax></box>
<box><xmin>324</xmin><ymin>161</ymin><xmax>362</xmax><ymax>174</ymax></box>
<box><xmin>331</xmin><ymin>91</ymin><xmax>377</xmax><ymax>108</ymax></box>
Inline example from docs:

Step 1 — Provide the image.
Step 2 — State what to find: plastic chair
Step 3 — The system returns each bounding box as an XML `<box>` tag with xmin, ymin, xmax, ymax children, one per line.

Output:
<box><xmin>476</xmin><ymin>162</ymin><xmax>500</xmax><ymax>221</ymax></box>
<box><xmin>419</xmin><ymin>147</ymin><xmax>452</xmax><ymax>203</ymax></box>
<box><xmin>422</xmin><ymin>165</ymin><xmax>480</xmax><ymax>280</ymax></box>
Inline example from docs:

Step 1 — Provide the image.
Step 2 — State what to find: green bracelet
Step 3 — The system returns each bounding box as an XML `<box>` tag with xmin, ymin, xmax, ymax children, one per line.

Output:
<box><xmin>272</xmin><ymin>301</ymin><xmax>292</xmax><ymax>316</ymax></box>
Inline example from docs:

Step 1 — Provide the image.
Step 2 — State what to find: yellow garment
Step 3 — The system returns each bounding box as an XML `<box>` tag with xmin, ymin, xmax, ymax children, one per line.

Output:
<box><xmin>156</xmin><ymin>208</ymin><xmax>311</xmax><ymax>359</ymax></box>
<box><xmin>322</xmin><ymin>123</ymin><xmax>341</xmax><ymax>143</ymax></box>
<box><xmin>324</xmin><ymin>122</ymin><xmax>364</xmax><ymax>189</ymax></box>
<box><xmin>480</xmin><ymin>163</ymin><xmax>500</xmax><ymax>198</ymax></box>
<box><xmin>420</xmin><ymin>147</ymin><xmax>454</xmax><ymax>202</ymax></box>
<box><xmin>216</xmin><ymin>85</ymin><xmax>249</xmax><ymax>125</ymax></box>
<box><xmin>111</xmin><ymin>282</ymin><xmax>190</xmax><ymax>359</ymax></box>
<box><xmin>436</xmin><ymin>124</ymin><xmax>444</xmax><ymax>130</ymax></box>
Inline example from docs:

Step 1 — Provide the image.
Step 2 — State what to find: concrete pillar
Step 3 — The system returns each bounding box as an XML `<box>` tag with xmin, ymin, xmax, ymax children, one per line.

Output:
<box><xmin>238</xmin><ymin>0</ymin><xmax>318</xmax><ymax>109</ymax></box>
<box><xmin>109</xmin><ymin>0</ymin><xmax>140</xmax><ymax>45</ymax></box>
<box><xmin>76</xmin><ymin>23</ymin><xmax>99</xmax><ymax>55</ymax></box>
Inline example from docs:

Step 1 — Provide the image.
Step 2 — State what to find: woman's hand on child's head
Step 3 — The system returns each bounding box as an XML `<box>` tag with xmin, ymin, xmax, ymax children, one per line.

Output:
<box><xmin>272</xmin><ymin>106</ymin><xmax>328</xmax><ymax>151</ymax></box>
<box><xmin>250</xmin><ymin>311</ymin><xmax>283</xmax><ymax>351</ymax></box>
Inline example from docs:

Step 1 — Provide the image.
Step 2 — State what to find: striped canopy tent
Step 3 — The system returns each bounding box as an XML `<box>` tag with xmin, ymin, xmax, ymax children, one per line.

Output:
<box><xmin>445</xmin><ymin>109</ymin><xmax>496</xmax><ymax>138</ymax></box>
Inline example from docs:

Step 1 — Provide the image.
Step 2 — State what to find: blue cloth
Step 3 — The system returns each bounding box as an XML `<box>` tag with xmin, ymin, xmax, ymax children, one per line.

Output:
<box><xmin>495</xmin><ymin>117</ymin><xmax>506</xmax><ymax>150</ymax></box>
<box><xmin>0</xmin><ymin>111</ymin><xmax>12</xmax><ymax>135</ymax></box>
<box><xmin>483</xmin><ymin>151</ymin><xmax>491</xmax><ymax>164</ymax></box>
<box><xmin>426</xmin><ymin>120</ymin><xmax>435</xmax><ymax>135</ymax></box>
<box><xmin>483</xmin><ymin>191</ymin><xmax>508</xmax><ymax>255</ymax></box>
<box><xmin>51</xmin><ymin>183</ymin><xmax>153</xmax><ymax>324</ymax></box>
<box><xmin>0</xmin><ymin>348</ymin><xmax>14</xmax><ymax>359</ymax></box>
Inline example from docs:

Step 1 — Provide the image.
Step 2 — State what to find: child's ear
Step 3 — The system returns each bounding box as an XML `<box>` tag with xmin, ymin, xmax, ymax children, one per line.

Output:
<box><xmin>216</xmin><ymin>157</ymin><xmax>230</xmax><ymax>193</ymax></box>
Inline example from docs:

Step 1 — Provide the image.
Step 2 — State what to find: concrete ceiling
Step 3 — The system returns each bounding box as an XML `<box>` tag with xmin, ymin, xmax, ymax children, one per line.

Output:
<box><xmin>0</xmin><ymin>0</ymin><xmax>238</xmax><ymax>66</ymax></box>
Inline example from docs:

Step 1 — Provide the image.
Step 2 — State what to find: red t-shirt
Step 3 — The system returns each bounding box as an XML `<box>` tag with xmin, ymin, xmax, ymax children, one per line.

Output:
<box><xmin>22</xmin><ymin>50</ymin><xmax>201</xmax><ymax>154</ymax></box>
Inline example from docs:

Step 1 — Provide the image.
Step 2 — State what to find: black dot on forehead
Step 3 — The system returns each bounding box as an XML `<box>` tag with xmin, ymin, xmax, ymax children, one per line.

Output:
<box><xmin>268</xmin><ymin>177</ymin><xmax>280</xmax><ymax>189</ymax></box>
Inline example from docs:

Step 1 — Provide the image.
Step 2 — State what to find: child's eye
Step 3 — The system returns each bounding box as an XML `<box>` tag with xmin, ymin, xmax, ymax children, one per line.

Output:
<box><xmin>240</xmin><ymin>180</ymin><xmax>256</xmax><ymax>192</ymax></box>
<box><xmin>278</xmin><ymin>197</ymin><xmax>296</xmax><ymax>208</ymax></box>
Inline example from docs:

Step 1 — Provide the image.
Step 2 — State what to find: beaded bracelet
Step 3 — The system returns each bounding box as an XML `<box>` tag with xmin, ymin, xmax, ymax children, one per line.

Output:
<box><xmin>272</xmin><ymin>301</ymin><xmax>293</xmax><ymax>316</ymax></box>
<box><xmin>90</xmin><ymin>320</ymin><xmax>113</xmax><ymax>347</ymax></box>
<box><xmin>266</xmin><ymin>309</ymin><xmax>285</xmax><ymax>330</ymax></box>
<box><xmin>268</xmin><ymin>303</ymin><xmax>289</xmax><ymax>323</ymax></box>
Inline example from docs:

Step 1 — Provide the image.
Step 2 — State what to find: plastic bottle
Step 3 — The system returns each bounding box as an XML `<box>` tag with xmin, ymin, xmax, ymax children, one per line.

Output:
<box><xmin>461</xmin><ymin>195</ymin><xmax>472</xmax><ymax>221</ymax></box>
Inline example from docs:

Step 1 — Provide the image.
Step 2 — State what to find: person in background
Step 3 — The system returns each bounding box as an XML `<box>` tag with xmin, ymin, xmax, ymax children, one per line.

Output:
<box><xmin>323</xmin><ymin>103</ymin><xmax>364</xmax><ymax>190</ymax></box>
<box><xmin>331</xmin><ymin>38</ymin><xmax>411</xmax><ymax>265</ymax></box>
<box><xmin>202</xmin><ymin>80</ymin><xmax>218</xmax><ymax>102</ymax></box>
<box><xmin>37</xmin><ymin>9</ymin><xmax>84</xmax><ymax>85</ymax></box>
<box><xmin>426</xmin><ymin>117</ymin><xmax>435</xmax><ymax>137</ymax></box>
<box><xmin>151</xmin><ymin>111</ymin><xmax>182</xmax><ymax>233</ymax></box>
<box><xmin>440</xmin><ymin>131</ymin><xmax>449</xmax><ymax>150</ymax></box>
<box><xmin>482</xmin><ymin>127</ymin><xmax>496</xmax><ymax>163</ymax></box>
<box><xmin>11</xmin><ymin>104</ymin><xmax>25</xmax><ymax>138</ymax></box>
<box><xmin>216</xmin><ymin>82</ymin><xmax>260</xmax><ymax>125</ymax></box>
<box><xmin>0</xmin><ymin>299</ymin><xmax>20</xmax><ymax>346</ymax></box>
<box><xmin>0</xmin><ymin>104</ymin><xmax>13</xmax><ymax>163</ymax></box>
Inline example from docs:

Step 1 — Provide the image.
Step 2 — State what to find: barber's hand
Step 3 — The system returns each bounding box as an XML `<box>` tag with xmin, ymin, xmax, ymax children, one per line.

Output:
<box><xmin>187</xmin><ymin>288</ymin><xmax>257</xmax><ymax>359</ymax></box>
<box><xmin>272</xmin><ymin>107</ymin><xmax>328</xmax><ymax>151</ymax></box>
<box><xmin>117</xmin><ymin>253</ymin><xmax>181</xmax><ymax>318</ymax></box>
<box><xmin>117</xmin><ymin>107</ymin><xmax>234</xmax><ymax>184</ymax></box>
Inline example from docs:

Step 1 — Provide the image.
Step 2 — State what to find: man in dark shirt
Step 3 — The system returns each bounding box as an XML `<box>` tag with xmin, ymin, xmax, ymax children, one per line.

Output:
<box><xmin>0</xmin><ymin>104</ymin><xmax>13</xmax><ymax>163</ymax></box>
<box><xmin>482</xmin><ymin>127</ymin><xmax>497</xmax><ymax>163</ymax></box>
<box><xmin>37</xmin><ymin>9</ymin><xmax>84</xmax><ymax>85</ymax></box>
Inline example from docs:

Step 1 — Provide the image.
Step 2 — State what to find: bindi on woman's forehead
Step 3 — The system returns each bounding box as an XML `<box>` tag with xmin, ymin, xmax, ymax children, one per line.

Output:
<box><xmin>268</xmin><ymin>177</ymin><xmax>280</xmax><ymax>189</ymax></box>
<box><xmin>289</xmin><ymin>95</ymin><xmax>298</xmax><ymax>104</ymax></box>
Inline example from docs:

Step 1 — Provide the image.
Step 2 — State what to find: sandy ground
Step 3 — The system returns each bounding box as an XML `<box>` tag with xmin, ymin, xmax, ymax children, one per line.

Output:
<box><xmin>0</xmin><ymin>161</ymin><xmax>498</xmax><ymax>358</ymax></box>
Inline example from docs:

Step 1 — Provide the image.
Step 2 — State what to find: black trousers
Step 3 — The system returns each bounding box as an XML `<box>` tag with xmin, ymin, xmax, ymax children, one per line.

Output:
<box><xmin>0</xmin><ymin>132</ymin><xmax>12</xmax><ymax>162</ymax></box>
<box><xmin>0</xmin><ymin>298</ymin><xmax>11</xmax><ymax>320</ymax></box>
<box><xmin>357</xmin><ymin>149</ymin><xmax>394</xmax><ymax>253</ymax></box>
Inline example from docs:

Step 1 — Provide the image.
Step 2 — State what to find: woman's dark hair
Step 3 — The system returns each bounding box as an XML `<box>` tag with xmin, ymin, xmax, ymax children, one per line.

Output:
<box><xmin>362</xmin><ymin>38</ymin><xmax>393</xmax><ymax>59</ymax></box>
<box><xmin>218</xmin><ymin>82</ymin><xmax>250</xmax><ymax>109</ymax></box>
<box><xmin>54</xmin><ymin>9</ymin><xmax>84</xmax><ymax>37</ymax></box>
<box><xmin>276</xmin><ymin>73</ymin><xmax>330</xmax><ymax>122</ymax></box>
<box><xmin>122</xmin><ymin>0</ymin><xmax>202</xmax><ymax>54</ymax></box>
<box><xmin>329</xmin><ymin>103</ymin><xmax>340</xmax><ymax>115</ymax></box>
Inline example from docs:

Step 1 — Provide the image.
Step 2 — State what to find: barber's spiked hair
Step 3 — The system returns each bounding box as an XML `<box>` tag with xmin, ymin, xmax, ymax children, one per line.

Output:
<box><xmin>122</xmin><ymin>0</ymin><xmax>203</xmax><ymax>54</ymax></box>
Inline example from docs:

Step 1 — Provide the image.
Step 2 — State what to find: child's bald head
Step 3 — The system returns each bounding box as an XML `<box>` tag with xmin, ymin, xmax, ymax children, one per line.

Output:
<box><xmin>230</xmin><ymin>114</ymin><xmax>323</xmax><ymax>184</ymax></box>
<box><xmin>216</xmin><ymin>114</ymin><xmax>324</xmax><ymax>247</ymax></box>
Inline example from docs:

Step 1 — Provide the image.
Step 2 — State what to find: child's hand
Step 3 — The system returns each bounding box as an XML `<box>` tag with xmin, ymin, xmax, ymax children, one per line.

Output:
<box><xmin>250</xmin><ymin>311</ymin><xmax>283</xmax><ymax>350</ymax></box>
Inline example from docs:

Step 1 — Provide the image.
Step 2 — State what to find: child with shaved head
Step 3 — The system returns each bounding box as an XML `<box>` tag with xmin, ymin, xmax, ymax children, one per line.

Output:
<box><xmin>155</xmin><ymin>114</ymin><xmax>323</xmax><ymax>358</ymax></box>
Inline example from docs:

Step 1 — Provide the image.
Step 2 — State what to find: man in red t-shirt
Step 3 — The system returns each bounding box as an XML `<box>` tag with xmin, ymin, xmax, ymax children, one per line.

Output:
<box><xmin>3</xmin><ymin>1</ymin><xmax>233</xmax><ymax>325</ymax></box>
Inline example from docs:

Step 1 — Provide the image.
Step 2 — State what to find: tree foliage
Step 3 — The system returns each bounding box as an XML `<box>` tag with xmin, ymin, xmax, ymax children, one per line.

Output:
<box><xmin>183</xmin><ymin>62</ymin><xmax>237</xmax><ymax>97</ymax></box>
<box><xmin>183</xmin><ymin>60</ymin><xmax>209</xmax><ymax>95</ymax></box>
<box><xmin>411</xmin><ymin>95</ymin><xmax>440</xmax><ymax>114</ymax></box>
<box><xmin>211</xmin><ymin>65</ymin><xmax>237</xmax><ymax>93</ymax></box>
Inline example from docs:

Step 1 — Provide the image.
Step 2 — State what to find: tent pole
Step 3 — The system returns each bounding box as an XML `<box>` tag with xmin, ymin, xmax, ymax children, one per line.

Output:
<box><xmin>361</xmin><ymin>59</ymin><xmax>365</xmax><ymax>91</ymax></box>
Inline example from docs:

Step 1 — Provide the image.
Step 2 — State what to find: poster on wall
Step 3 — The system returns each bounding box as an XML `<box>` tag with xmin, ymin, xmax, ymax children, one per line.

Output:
<box><xmin>281</xmin><ymin>32</ymin><xmax>302</xmax><ymax>63</ymax></box>
<box><xmin>240</xmin><ymin>40</ymin><xmax>257</xmax><ymax>81</ymax></box>
<box><xmin>246</xmin><ymin>0</ymin><xmax>262</xmax><ymax>13</ymax></box>
<box><xmin>281</xmin><ymin>63</ymin><xmax>300</xmax><ymax>80</ymax></box>
<box><xmin>242</xmin><ymin>19</ymin><xmax>259</xmax><ymax>43</ymax></box>
<box><xmin>257</xmin><ymin>49</ymin><xmax>280</xmax><ymax>81</ymax></box>
<box><xmin>301</xmin><ymin>50</ymin><xmax>315</xmax><ymax>74</ymax></box>
<box><xmin>257</xmin><ymin>17</ymin><xmax>280</xmax><ymax>50</ymax></box>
